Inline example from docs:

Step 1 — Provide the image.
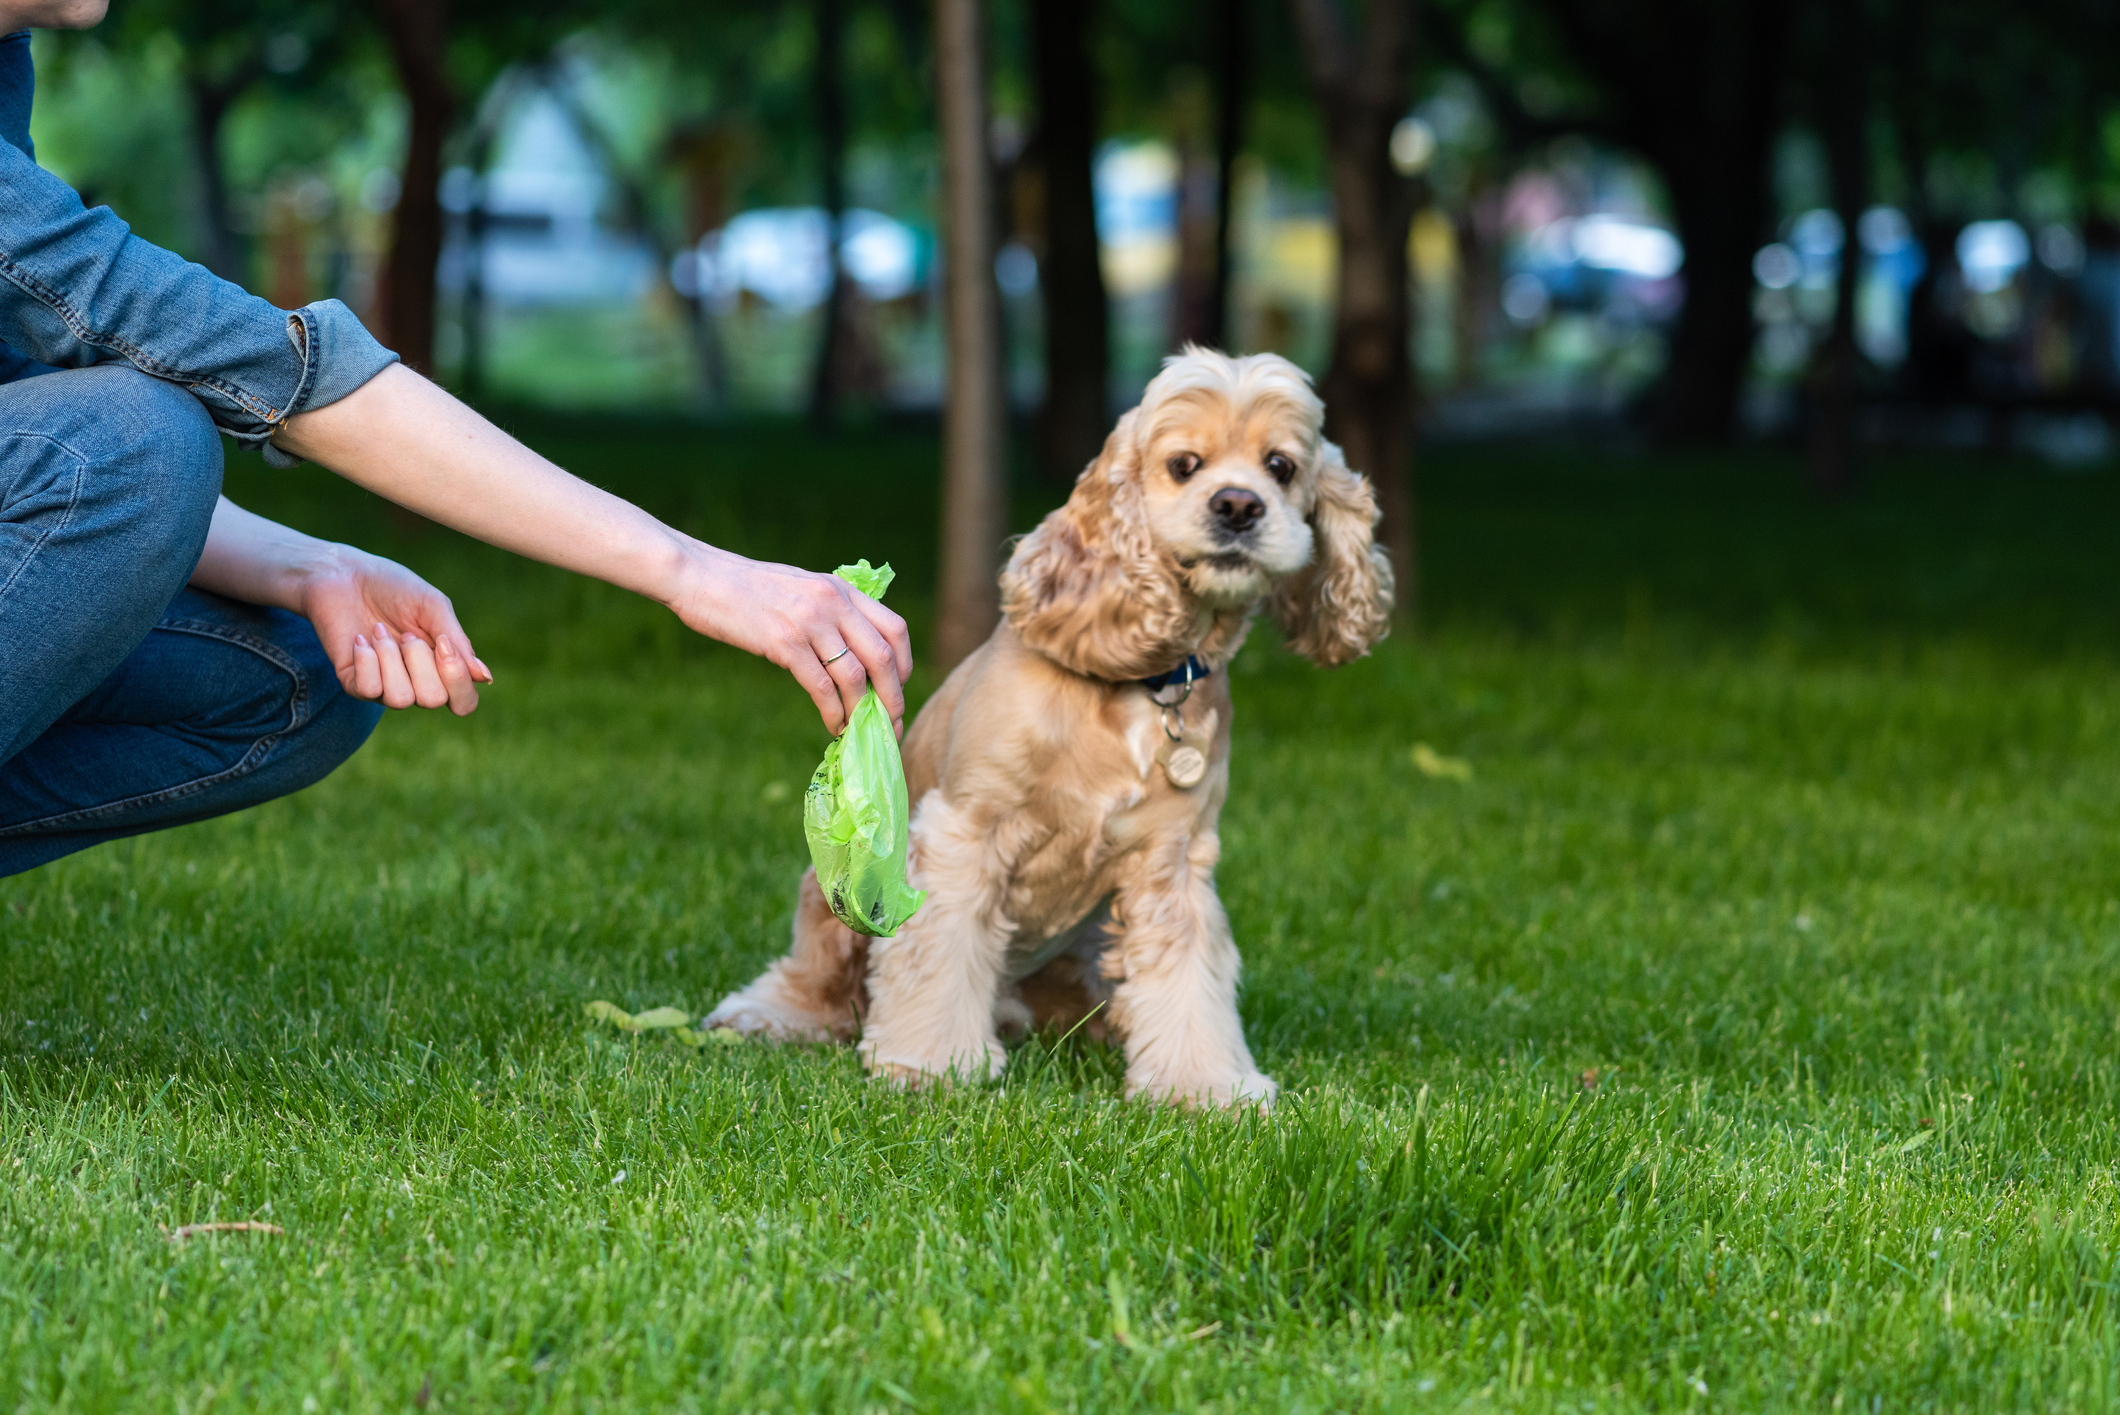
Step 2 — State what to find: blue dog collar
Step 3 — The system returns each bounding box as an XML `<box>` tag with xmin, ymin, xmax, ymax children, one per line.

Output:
<box><xmin>1138</xmin><ymin>655</ymin><xmax>1210</xmax><ymax>702</ymax></box>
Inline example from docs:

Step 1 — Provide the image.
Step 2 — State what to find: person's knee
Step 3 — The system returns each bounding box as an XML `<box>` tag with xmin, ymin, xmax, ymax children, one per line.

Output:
<box><xmin>301</xmin><ymin>682</ymin><xmax>385</xmax><ymax>778</ymax></box>
<box><xmin>9</xmin><ymin>365</ymin><xmax>225</xmax><ymax>580</ymax></box>
<box><xmin>99</xmin><ymin>369</ymin><xmax>224</xmax><ymax>560</ymax></box>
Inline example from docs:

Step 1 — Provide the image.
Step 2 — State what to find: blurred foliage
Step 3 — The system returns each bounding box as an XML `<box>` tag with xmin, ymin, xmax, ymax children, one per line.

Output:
<box><xmin>595</xmin><ymin>0</ymin><xmax>933</xmax><ymax>224</ymax></box>
<box><xmin>34</xmin><ymin>0</ymin><xmax>2120</xmax><ymax>284</ymax></box>
<box><xmin>1423</xmin><ymin>0</ymin><xmax>2120</xmax><ymax>222</ymax></box>
<box><xmin>1088</xmin><ymin>0</ymin><xmax>1326</xmax><ymax>185</ymax></box>
<box><xmin>26</xmin><ymin>30</ymin><xmax>193</xmax><ymax>249</ymax></box>
<box><xmin>22</xmin><ymin>0</ymin><xmax>2120</xmax><ymax>435</ymax></box>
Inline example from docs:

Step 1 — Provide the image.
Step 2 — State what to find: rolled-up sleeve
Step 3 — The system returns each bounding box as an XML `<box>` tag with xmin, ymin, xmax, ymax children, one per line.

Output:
<box><xmin>0</xmin><ymin>134</ymin><xmax>398</xmax><ymax>464</ymax></box>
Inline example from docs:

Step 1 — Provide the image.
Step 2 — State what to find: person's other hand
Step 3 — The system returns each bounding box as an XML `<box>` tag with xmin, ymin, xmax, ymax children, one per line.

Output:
<box><xmin>295</xmin><ymin>548</ymin><xmax>493</xmax><ymax>715</ymax></box>
<box><xmin>671</xmin><ymin>550</ymin><xmax>913</xmax><ymax>736</ymax></box>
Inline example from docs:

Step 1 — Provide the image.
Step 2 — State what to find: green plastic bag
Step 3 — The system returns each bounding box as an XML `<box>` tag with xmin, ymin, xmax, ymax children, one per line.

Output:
<box><xmin>805</xmin><ymin>561</ymin><xmax>926</xmax><ymax>936</ymax></box>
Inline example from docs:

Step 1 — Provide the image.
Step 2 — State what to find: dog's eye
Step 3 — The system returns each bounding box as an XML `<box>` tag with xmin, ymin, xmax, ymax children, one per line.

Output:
<box><xmin>1264</xmin><ymin>452</ymin><xmax>1296</xmax><ymax>485</ymax></box>
<box><xmin>1166</xmin><ymin>452</ymin><xmax>1201</xmax><ymax>482</ymax></box>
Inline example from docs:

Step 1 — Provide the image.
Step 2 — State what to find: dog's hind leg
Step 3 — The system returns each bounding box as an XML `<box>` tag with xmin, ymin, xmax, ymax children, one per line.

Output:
<box><xmin>703</xmin><ymin>868</ymin><xmax>869</xmax><ymax>1042</ymax></box>
<box><xmin>1106</xmin><ymin>832</ymin><xmax>1276</xmax><ymax>1108</ymax></box>
<box><xmin>1017</xmin><ymin>903</ymin><xmax>1119</xmax><ymax>1041</ymax></box>
<box><xmin>858</xmin><ymin>792</ymin><xmax>1013</xmax><ymax>1086</ymax></box>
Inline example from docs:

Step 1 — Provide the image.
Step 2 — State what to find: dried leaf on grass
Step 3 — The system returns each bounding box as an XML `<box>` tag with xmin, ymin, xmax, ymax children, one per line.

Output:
<box><xmin>631</xmin><ymin>1006</ymin><xmax>694</xmax><ymax>1029</ymax></box>
<box><xmin>585</xmin><ymin>1000</ymin><xmax>712</xmax><ymax>1047</ymax></box>
<box><xmin>164</xmin><ymin>1221</ymin><xmax>283</xmax><ymax>1243</ymax></box>
<box><xmin>1411</xmin><ymin>743</ymin><xmax>1474</xmax><ymax>781</ymax></box>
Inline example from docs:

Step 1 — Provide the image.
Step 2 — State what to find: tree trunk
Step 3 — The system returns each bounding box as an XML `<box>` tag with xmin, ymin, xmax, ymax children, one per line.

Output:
<box><xmin>376</xmin><ymin>0</ymin><xmax>452</xmax><ymax>372</ymax></box>
<box><xmin>1290</xmin><ymin>0</ymin><xmax>1418</xmax><ymax>620</ymax></box>
<box><xmin>671</xmin><ymin>124</ymin><xmax>738</xmax><ymax>410</ymax></box>
<box><xmin>184</xmin><ymin>78</ymin><xmax>244</xmax><ymax>283</ymax></box>
<box><xmin>1205</xmin><ymin>0</ymin><xmax>1248</xmax><ymax>352</ymax></box>
<box><xmin>1643</xmin><ymin>1</ymin><xmax>1787</xmax><ymax>443</ymax></box>
<box><xmin>1883</xmin><ymin>0</ymin><xmax>1968</xmax><ymax>407</ymax></box>
<box><xmin>1452</xmin><ymin>183</ymin><xmax>1500</xmax><ymax>388</ymax></box>
<box><xmin>1030</xmin><ymin>0</ymin><xmax>1109</xmax><ymax>482</ymax></box>
<box><xmin>933</xmin><ymin>0</ymin><xmax>1009</xmax><ymax>674</ymax></box>
<box><xmin>1171</xmin><ymin>133</ymin><xmax>1219</xmax><ymax>350</ymax></box>
<box><xmin>1545</xmin><ymin>0</ymin><xmax>1790</xmax><ymax>445</ymax></box>
<box><xmin>1658</xmin><ymin>172</ymin><xmax>1771</xmax><ymax>444</ymax></box>
<box><xmin>1807</xmin><ymin>0</ymin><xmax>1869</xmax><ymax>494</ymax></box>
<box><xmin>462</xmin><ymin>180</ymin><xmax>488</xmax><ymax>397</ymax></box>
<box><xmin>810</xmin><ymin>0</ymin><xmax>851</xmax><ymax>428</ymax></box>
<box><xmin>459</xmin><ymin>113</ymin><xmax>502</xmax><ymax>401</ymax></box>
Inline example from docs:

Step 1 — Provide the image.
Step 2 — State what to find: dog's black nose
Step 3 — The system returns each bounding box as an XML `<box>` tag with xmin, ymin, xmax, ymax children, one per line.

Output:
<box><xmin>1209</xmin><ymin>486</ymin><xmax>1265</xmax><ymax>533</ymax></box>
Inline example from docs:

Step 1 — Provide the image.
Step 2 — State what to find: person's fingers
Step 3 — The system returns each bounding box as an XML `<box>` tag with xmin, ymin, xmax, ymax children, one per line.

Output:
<box><xmin>818</xmin><ymin>639</ymin><xmax>870</xmax><ymax>730</ymax></box>
<box><xmin>372</xmin><ymin>623</ymin><xmax>416</xmax><ymax>709</ymax></box>
<box><xmin>350</xmin><ymin>633</ymin><xmax>383</xmax><ymax>700</ymax></box>
<box><xmin>835</xmin><ymin>612</ymin><xmax>905</xmax><ymax>733</ymax></box>
<box><xmin>790</xmin><ymin>648</ymin><xmax>848</xmax><ymax>735</ymax></box>
<box><xmin>434</xmin><ymin>634</ymin><xmax>481</xmax><ymax>716</ymax></box>
<box><xmin>421</xmin><ymin>601</ymin><xmax>491</xmax><ymax>688</ymax></box>
<box><xmin>853</xmin><ymin>594</ymin><xmax>914</xmax><ymax>683</ymax></box>
<box><xmin>397</xmin><ymin>634</ymin><xmax>451</xmax><ymax>710</ymax></box>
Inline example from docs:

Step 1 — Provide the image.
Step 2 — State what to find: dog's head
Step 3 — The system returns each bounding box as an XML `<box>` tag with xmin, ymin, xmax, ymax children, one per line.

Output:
<box><xmin>1001</xmin><ymin>347</ymin><xmax>1394</xmax><ymax>679</ymax></box>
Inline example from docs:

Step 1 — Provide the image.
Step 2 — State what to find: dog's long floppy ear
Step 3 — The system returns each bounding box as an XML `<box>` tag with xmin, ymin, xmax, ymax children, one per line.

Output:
<box><xmin>1271</xmin><ymin>439</ymin><xmax>1395</xmax><ymax>666</ymax></box>
<box><xmin>1000</xmin><ymin>410</ymin><xmax>1200</xmax><ymax>680</ymax></box>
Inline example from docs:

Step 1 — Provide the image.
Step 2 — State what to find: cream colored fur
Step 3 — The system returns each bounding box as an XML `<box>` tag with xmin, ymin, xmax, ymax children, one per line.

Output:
<box><xmin>705</xmin><ymin>348</ymin><xmax>1393</xmax><ymax>1106</ymax></box>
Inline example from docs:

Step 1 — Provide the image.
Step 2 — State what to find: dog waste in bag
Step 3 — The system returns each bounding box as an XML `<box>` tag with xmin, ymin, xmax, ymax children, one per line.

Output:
<box><xmin>806</xmin><ymin>561</ymin><xmax>927</xmax><ymax>936</ymax></box>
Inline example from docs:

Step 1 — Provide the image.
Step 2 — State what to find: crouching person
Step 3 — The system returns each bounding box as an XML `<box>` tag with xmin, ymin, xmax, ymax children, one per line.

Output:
<box><xmin>1</xmin><ymin>6</ymin><xmax>912</xmax><ymax>878</ymax></box>
<box><xmin>0</xmin><ymin>364</ymin><xmax>401</xmax><ymax>874</ymax></box>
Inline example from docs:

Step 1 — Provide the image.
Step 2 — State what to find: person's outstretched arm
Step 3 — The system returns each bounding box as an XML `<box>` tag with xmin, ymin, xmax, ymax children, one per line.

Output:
<box><xmin>271</xmin><ymin>364</ymin><xmax>911</xmax><ymax>736</ymax></box>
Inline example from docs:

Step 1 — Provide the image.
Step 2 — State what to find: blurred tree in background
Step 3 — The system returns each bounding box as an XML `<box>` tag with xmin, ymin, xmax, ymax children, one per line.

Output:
<box><xmin>24</xmin><ymin>0</ymin><xmax>2120</xmax><ymax>610</ymax></box>
<box><xmin>109</xmin><ymin>0</ymin><xmax>351</xmax><ymax>282</ymax></box>
<box><xmin>1291</xmin><ymin>0</ymin><xmax>1419</xmax><ymax>614</ymax></box>
<box><xmin>1540</xmin><ymin>0</ymin><xmax>1793</xmax><ymax>446</ymax></box>
<box><xmin>1028</xmin><ymin>0</ymin><xmax>1108</xmax><ymax>482</ymax></box>
<box><xmin>932</xmin><ymin>0</ymin><xmax>1008</xmax><ymax>670</ymax></box>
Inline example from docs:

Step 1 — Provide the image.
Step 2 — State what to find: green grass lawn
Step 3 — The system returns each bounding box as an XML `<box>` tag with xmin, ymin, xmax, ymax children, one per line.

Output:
<box><xmin>6</xmin><ymin>419</ymin><xmax>2120</xmax><ymax>1412</ymax></box>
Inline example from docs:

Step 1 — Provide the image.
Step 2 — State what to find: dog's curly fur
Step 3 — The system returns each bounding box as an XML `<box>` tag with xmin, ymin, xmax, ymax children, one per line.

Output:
<box><xmin>705</xmin><ymin>348</ymin><xmax>1393</xmax><ymax>1105</ymax></box>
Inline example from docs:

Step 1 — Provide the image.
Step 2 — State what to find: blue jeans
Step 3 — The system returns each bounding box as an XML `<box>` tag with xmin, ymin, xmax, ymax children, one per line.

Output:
<box><xmin>0</xmin><ymin>364</ymin><xmax>381</xmax><ymax>878</ymax></box>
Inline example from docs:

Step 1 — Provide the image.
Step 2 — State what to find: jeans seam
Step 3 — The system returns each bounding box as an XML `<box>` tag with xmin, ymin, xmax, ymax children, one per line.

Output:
<box><xmin>0</xmin><ymin>614</ymin><xmax>314</xmax><ymax>836</ymax></box>
<box><xmin>0</xmin><ymin>433</ymin><xmax>85</xmax><ymax>606</ymax></box>
<box><xmin>153</xmin><ymin>617</ymin><xmax>314</xmax><ymax>727</ymax></box>
<box><xmin>0</xmin><ymin>730</ymin><xmax>284</xmax><ymax>835</ymax></box>
<box><xmin>282</xmin><ymin>308</ymin><xmax>320</xmax><ymax>417</ymax></box>
<box><xmin>0</xmin><ymin>258</ymin><xmax>283</xmax><ymax>423</ymax></box>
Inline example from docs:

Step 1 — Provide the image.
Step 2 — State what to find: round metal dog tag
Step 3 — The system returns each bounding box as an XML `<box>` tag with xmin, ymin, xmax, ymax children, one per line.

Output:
<box><xmin>1163</xmin><ymin>745</ymin><xmax>1207</xmax><ymax>788</ymax></box>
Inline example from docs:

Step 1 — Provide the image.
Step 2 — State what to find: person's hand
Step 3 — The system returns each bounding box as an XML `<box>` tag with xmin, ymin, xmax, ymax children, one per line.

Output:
<box><xmin>669</xmin><ymin>548</ymin><xmax>913</xmax><ymax>736</ymax></box>
<box><xmin>294</xmin><ymin>546</ymin><xmax>493</xmax><ymax>715</ymax></box>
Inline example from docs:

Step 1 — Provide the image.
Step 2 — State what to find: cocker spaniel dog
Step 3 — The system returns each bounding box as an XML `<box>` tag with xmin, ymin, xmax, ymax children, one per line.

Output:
<box><xmin>705</xmin><ymin>348</ymin><xmax>1393</xmax><ymax>1106</ymax></box>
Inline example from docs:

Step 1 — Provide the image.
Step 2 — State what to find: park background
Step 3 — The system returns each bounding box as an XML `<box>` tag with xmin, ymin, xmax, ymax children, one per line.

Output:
<box><xmin>8</xmin><ymin>0</ymin><xmax>2120</xmax><ymax>1410</ymax></box>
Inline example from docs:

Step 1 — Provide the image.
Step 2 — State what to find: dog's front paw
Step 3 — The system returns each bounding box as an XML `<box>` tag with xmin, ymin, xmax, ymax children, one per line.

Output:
<box><xmin>859</xmin><ymin>1036</ymin><xmax>1007</xmax><ymax>1089</ymax></box>
<box><xmin>702</xmin><ymin>987</ymin><xmax>848</xmax><ymax>1043</ymax></box>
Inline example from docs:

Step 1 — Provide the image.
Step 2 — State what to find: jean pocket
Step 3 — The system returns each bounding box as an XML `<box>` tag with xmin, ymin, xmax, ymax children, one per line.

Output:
<box><xmin>0</xmin><ymin>432</ymin><xmax>86</xmax><ymax>601</ymax></box>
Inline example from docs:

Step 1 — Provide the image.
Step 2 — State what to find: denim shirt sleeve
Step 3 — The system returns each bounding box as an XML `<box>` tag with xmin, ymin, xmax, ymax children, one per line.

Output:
<box><xmin>0</xmin><ymin>108</ymin><xmax>398</xmax><ymax>466</ymax></box>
